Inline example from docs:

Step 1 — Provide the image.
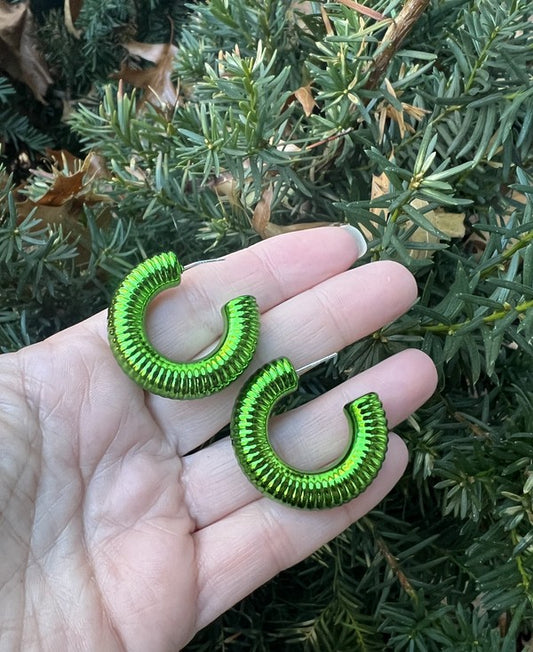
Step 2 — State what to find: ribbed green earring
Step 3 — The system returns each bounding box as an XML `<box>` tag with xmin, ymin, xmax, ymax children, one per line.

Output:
<box><xmin>230</xmin><ymin>357</ymin><xmax>389</xmax><ymax>509</ymax></box>
<box><xmin>108</xmin><ymin>251</ymin><xmax>260</xmax><ymax>399</ymax></box>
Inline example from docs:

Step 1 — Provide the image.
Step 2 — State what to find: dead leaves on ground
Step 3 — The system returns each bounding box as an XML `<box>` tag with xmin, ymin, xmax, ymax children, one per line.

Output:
<box><xmin>0</xmin><ymin>2</ymin><xmax>491</xmax><ymax>262</ymax></box>
<box><xmin>463</xmin><ymin>190</ymin><xmax>527</xmax><ymax>258</ymax></box>
<box><xmin>375</xmin><ymin>79</ymin><xmax>429</xmax><ymax>142</ymax></box>
<box><xmin>0</xmin><ymin>0</ymin><xmax>181</xmax><ymax>113</ymax></box>
<box><xmin>370</xmin><ymin>169</ymin><xmax>524</xmax><ymax>260</ymax></box>
<box><xmin>289</xmin><ymin>84</ymin><xmax>317</xmax><ymax>117</ymax></box>
<box><xmin>113</xmin><ymin>41</ymin><xmax>179</xmax><ymax>109</ymax></box>
<box><xmin>0</xmin><ymin>0</ymin><xmax>52</xmax><ymax>102</ymax></box>
<box><xmin>370</xmin><ymin>169</ymin><xmax>466</xmax><ymax>259</ymax></box>
<box><xmin>0</xmin><ymin>0</ymin><xmax>86</xmax><ymax>99</ymax></box>
<box><xmin>29</xmin><ymin>150</ymin><xmax>105</xmax><ymax>206</ymax></box>
<box><xmin>251</xmin><ymin>184</ymin><xmax>332</xmax><ymax>238</ymax></box>
<box><xmin>15</xmin><ymin>150</ymin><xmax>109</xmax><ymax>258</ymax></box>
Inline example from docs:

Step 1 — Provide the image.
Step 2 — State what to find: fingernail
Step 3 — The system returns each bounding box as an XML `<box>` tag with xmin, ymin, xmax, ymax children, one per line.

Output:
<box><xmin>339</xmin><ymin>224</ymin><xmax>368</xmax><ymax>257</ymax></box>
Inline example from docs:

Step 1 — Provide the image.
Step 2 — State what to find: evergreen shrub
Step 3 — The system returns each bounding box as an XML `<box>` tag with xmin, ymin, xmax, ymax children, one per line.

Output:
<box><xmin>1</xmin><ymin>0</ymin><xmax>532</xmax><ymax>649</ymax></box>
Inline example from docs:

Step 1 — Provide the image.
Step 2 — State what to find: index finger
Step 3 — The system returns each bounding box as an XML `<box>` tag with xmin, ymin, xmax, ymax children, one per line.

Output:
<box><xmin>84</xmin><ymin>225</ymin><xmax>366</xmax><ymax>352</ymax></box>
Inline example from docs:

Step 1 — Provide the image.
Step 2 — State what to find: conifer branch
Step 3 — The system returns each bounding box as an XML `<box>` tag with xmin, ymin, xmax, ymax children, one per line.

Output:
<box><xmin>365</xmin><ymin>0</ymin><xmax>430</xmax><ymax>90</ymax></box>
<box><xmin>412</xmin><ymin>299</ymin><xmax>533</xmax><ymax>334</ymax></box>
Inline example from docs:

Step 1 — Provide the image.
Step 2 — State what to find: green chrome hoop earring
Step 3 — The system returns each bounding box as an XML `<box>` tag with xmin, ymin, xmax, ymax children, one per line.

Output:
<box><xmin>230</xmin><ymin>357</ymin><xmax>389</xmax><ymax>509</ymax></box>
<box><xmin>108</xmin><ymin>251</ymin><xmax>260</xmax><ymax>399</ymax></box>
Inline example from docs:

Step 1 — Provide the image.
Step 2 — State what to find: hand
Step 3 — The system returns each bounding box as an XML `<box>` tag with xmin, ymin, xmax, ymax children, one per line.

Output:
<box><xmin>0</xmin><ymin>227</ymin><xmax>437</xmax><ymax>650</ymax></box>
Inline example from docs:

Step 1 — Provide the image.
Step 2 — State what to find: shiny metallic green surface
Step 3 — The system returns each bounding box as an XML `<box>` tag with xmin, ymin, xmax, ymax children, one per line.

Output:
<box><xmin>230</xmin><ymin>357</ymin><xmax>389</xmax><ymax>509</ymax></box>
<box><xmin>108</xmin><ymin>251</ymin><xmax>260</xmax><ymax>399</ymax></box>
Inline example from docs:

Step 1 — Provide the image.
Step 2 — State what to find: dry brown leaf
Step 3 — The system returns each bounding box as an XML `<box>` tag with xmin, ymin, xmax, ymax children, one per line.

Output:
<box><xmin>370</xmin><ymin>173</ymin><xmax>465</xmax><ymax>258</ymax></box>
<box><xmin>370</xmin><ymin>170</ymin><xmax>390</xmax><ymax>213</ymax></box>
<box><xmin>464</xmin><ymin>190</ymin><xmax>526</xmax><ymax>258</ymax></box>
<box><xmin>290</xmin><ymin>0</ymin><xmax>317</xmax><ymax>34</ymax></box>
<box><xmin>252</xmin><ymin>185</ymin><xmax>274</xmax><ymax>237</ymax></box>
<box><xmin>290</xmin><ymin>1</ymin><xmax>334</xmax><ymax>35</ymax></box>
<box><xmin>44</xmin><ymin>147</ymin><xmax>107</xmax><ymax>180</ymax></box>
<box><xmin>294</xmin><ymin>84</ymin><xmax>317</xmax><ymax>117</ymax></box>
<box><xmin>251</xmin><ymin>184</ymin><xmax>332</xmax><ymax>238</ymax></box>
<box><xmin>64</xmin><ymin>0</ymin><xmax>83</xmax><ymax>38</ymax></box>
<box><xmin>292</xmin><ymin>1</ymin><xmax>315</xmax><ymax>15</ymax></box>
<box><xmin>210</xmin><ymin>171</ymin><xmax>241</xmax><ymax>207</ymax></box>
<box><xmin>34</xmin><ymin>171</ymin><xmax>85</xmax><ymax>207</ymax></box>
<box><xmin>114</xmin><ymin>41</ymin><xmax>179</xmax><ymax>108</ymax></box>
<box><xmin>374</xmin><ymin>80</ymin><xmax>430</xmax><ymax>142</ymax></box>
<box><xmin>429</xmin><ymin>209</ymin><xmax>466</xmax><ymax>238</ymax></box>
<box><xmin>17</xmin><ymin>151</ymin><xmax>109</xmax><ymax>260</ymax></box>
<box><xmin>364</xmin><ymin>168</ymin><xmax>391</xmax><ymax>238</ymax></box>
<box><xmin>260</xmin><ymin>221</ymin><xmax>334</xmax><ymax>238</ymax></box>
<box><xmin>320</xmin><ymin>5</ymin><xmax>334</xmax><ymax>35</ymax></box>
<box><xmin>46</xmin><ymin>148</ymin><xmax>83</xmax><ymax>172</ymax></box>
<box><xmin>33</xmin><ymin>152</ymin><xmax>102</xmax><ymax>206</ymax></box>
<box><xmin>16</xmin><ymin>194</ymin><xmax>111</xmax><ymax>261</ymax></box>
<box><xmin>407</xmin><ymin>199</ymin><xmax>465</xmax><ymax>259</ymax></box>
<box><xmin>0</xmin><ymin>0</ymin><xmax>52</xmax><ymax>102</ymax></box>
<box><xmin>17</xmin><ymin>197</ymin><xmax>91</xmax><ymax>249</ymax></box>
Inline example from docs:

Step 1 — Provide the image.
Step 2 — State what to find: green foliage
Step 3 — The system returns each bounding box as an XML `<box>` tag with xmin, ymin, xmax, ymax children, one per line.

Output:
<box><xmin>0</xmin><ymin>75</ymin><xmax>51</xmax><ymax>152</ymax></box>
<box><xmin>37</xmin><ymin>0</ymin><xmax>190</xmax><ymax>95</ymax></box>
<box><xmin>1</xmin><ymin>0</ymin><xmax>533</xmax><ymax>648</ymax></box>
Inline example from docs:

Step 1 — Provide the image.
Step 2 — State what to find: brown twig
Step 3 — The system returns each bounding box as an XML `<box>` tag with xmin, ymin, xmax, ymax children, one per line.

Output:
<box><xmin>336</xmin><ymin>0</ymin><xmax>387</xmax><ymax>21</ymax></box>
<box><xmin>365</xmin><ymin>0</ymin><xmax>430</xmax><ymax>90</ymax></box>
<box><xmin>376</xmin><ymin>536</ymin><xmax>418</xmax><ymax>601</ymax></box>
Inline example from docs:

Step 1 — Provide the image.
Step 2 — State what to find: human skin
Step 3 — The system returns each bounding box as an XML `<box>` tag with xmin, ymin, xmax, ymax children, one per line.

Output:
<box><xmin>0</xmin><ymin>227</ymin><xmax>437</xmax><ymax>650</ymax></box>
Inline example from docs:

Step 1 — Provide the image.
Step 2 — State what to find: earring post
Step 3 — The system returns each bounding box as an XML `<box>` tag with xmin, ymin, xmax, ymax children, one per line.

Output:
<box><xmin>183</xmin><ymin>257</ymin><xmax>226</xmax><ymax>270</ymax></box>
<box><xmin>295</xmin><ymin>352</ymin><xmax>338</xmax><ymax>375</ymax></box>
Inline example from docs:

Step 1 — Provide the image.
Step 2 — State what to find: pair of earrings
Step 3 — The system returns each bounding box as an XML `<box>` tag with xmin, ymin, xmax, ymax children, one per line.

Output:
<box><xmin>107</xmin><ymin>251</ymin><xmax>389</xmax><ymax>509</ymax></box>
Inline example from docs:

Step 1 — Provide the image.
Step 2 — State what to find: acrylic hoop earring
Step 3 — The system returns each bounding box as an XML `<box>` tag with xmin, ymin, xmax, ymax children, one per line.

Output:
<box><xmin>108</xmin><ymin>251</ymin><xmax>260</xmax><ymax>399</ymax></box>
<box><xmin>230</xmin><ymin>357</ymin><xmax>389</xmax><ymax>509</ymax></box>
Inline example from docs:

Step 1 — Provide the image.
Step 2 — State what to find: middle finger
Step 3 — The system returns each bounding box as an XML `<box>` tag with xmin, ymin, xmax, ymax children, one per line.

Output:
<box><xmin>152</xmin><ymin>260</ymin><xmax>417</xmax><ymax>455</ymax></box>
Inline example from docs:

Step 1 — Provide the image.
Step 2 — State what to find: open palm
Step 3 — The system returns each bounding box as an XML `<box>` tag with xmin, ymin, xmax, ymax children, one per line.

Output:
<box><xmin>0</xmin><ymin>228</ymin><xmax>437</xmax><ymax>650</ymax></box>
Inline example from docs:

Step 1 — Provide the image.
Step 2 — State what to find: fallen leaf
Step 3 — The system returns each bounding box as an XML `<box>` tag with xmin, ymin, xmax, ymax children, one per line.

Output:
<box><xmin>113</xmin><ymin>41</ymin><xmax>179</xmax><ymax>108</ymax></box>
<box><xmin>16</xmin><ymin>197</ymin><xmax>91</xmax><ymax>251</ymax></box>
<box><xmin>370</xmin><ymin>170</ymin><xmax>390</xmax><ymax>215</ymax></box>
<box><xmin>30</xmin><ymin>152</ymin><xmax>104</xmax><ymax>206</ymax></box>
<box><xmin>294</xmin><ymin>84</ymin><xmax>317</xmax><ymax>117</ymax></box>
<box><xmin>209</xmin><ymin>171</ymin><xmax>241</xmax><ymax>207</ymax></box>
<box><xmin>320</xmin><ymin>6</ymin><xmax>334</xmax><ymax>35</ymax></box>
<box><xmin>0</xmin><ymin>0</ymin><xmax>53</xmax><ymax>102</ymax></box>
<box><xmin>251</xmin><ymin>184</ymin><xmax>332</xmax><ymax>238</ymax></box>
<box><xmin>464</xmin><ymin>190</ymin><xmax>526</xmax><ymax>258</ymax></box>
<box><xmin>15</xmin><ymin>151</ymin><xmax>110</xmax><ymax>261</ymax></box>
<box><xmin>45</xmin><ymin>148</ymin><xmax>84</xmax><ymax>173</ymax></box>
<box><xmin>430</xmin><ymin>208</ymin><xmax>466</xmax><ymax>238</ymax></box>
<box><xmin>374</xmin><ymin>79</ymin><xmax>430</xmax><ymax>142</ymax></box>
<box><xmin>44</xmin><ymin>147</ymin><xmax>107</xmax><ymax>180</ymax></box>
<box><xmin>407</xmin><ymin>199</ymin><xmax>465</xmax><ymax>259</ymax></box>
<box><xmin>370</xmin><ymin>172</ymin><xmax>465</xmax><ymax>258</ymax></box>
<box><xmin>290</xmin><ymin>0</ymin><xmax>318</xmax><ymax>34</ymax></box>
<box><xmin>252</xmin><ymin>184</ymin><xmax>274</xmax><ymax>236</ymax></box>
<box><xmin>64</xmin><ymin>0</ymin><xmax>83</xmax><ymax>38</ymax></box>
<box><xmin>291</xmin><ymin>1</ymin><xmax>316</xmax><ymax>15</ymax></box>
